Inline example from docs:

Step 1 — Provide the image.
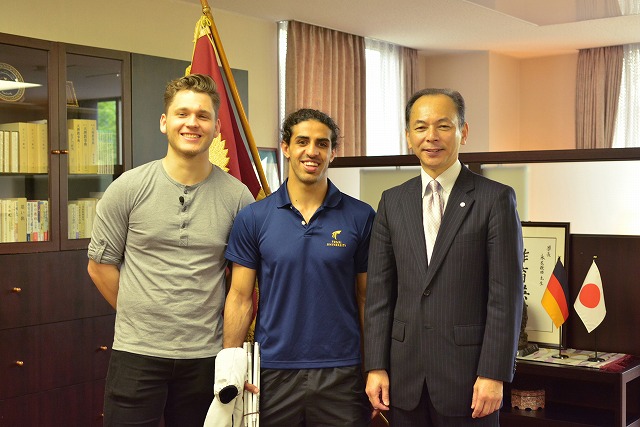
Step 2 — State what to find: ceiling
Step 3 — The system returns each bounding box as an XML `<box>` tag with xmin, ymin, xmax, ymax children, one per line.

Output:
<box><xmin>192</xmin><ymin>0</ymin><xmax>640</xmax><ymax>58</ymax></box>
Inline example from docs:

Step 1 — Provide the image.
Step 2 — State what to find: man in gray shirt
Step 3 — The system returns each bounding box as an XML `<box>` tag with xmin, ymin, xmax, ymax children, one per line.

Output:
<box><xmin>88</xmin><ymin>74</ymin><xmax>254</xmax><ymax>427</ymax></box>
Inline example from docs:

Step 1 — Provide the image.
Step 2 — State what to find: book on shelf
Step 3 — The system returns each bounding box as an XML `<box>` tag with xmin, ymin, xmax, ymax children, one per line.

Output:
<box><xmin>87</xmin><ymin>120</ymin><xmax>98</xmax><ymax>174</ymax></box>
<box><xmin>0</xmin><ymin>122</ymin><xmax>48</xmax><ymax>173</ymax></box>
<box><xmin>0</xmin><ymin>129</ymin><xmax>20</xmax><ymax>173</ymax></box>
<box><xmin>67</xmin><ymin>201</ymin><xmax>78</xmax><ymax>239</ymax></box>
<box><xmin>16</xmin><ymin>198</ymin><xmax>27</xmax><ymax>242</ymax></box>
<box><xmin>68</xmin><ymin>197</ymin><xmax>98</xmax><ymax>239</ymax></box>
<box><xmin>25</xmin><ymin>200</ymin><xmax>49</xmax><ymax>242</ymax></box>
<box><xmin>67</xmin><ymin>119</ymin><xmax>99</xmax><ymax>174</ymax></box>
<box><xmin>0</xmin><ymin>123</ymin><xmax>30</xmax><ymax>173</ymax></box>
<box><xmin>0</xmin><ymin>198</ymin><xmax>50</xmax><ymax>243</ymax></box>
<box><xmin>27</xmin><ymin>122</ymin><xmax>38</xmax><ymax>173</ymax></box>
<box><xmin>97</xmin><ymin>130</ymin><xmax>117</xmax><ymax>174</ymax></box>
<box><xmin>39</xmin><ymin>200</ymin><xmax>49</xmax><ymax>241</ymax></box>
<box><xmin>27</xmin><ymin>200</ymin><xmax>34</xmax><ymax>241</ymax></box>
<box><xmin>1</xmin><ymin>130</ymin><xmax>12</xmax><ymax>172</ymax></box>
<box><xmin>0</xmin><ymin>198</ymin><xmax>28</xmax><ymax>243</ymax></box>
<box><xmin>31</xmin><ymin>120</ymin><xmax>48</xmax><ymax>173</ymax></box>
<box><xmin>9</xmin><ymin>130</ymin><xmax>18</xmax><ymax>173</ymax></box>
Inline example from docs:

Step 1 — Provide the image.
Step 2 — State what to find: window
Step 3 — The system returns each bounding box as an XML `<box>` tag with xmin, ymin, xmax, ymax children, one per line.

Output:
<box><xmin>278</xmin><ymin>23</ymin><xmax>408</xmax><ymax>156</ymax></box>
<box><xmin>612</xmin><ymin>43</ymin><xmax>640</xmax><ymax>148</ymax></box>
<box><xmin>364</xmin><ymin>39</ymin><xmax>407</xmax><ymax>156</ymax></box>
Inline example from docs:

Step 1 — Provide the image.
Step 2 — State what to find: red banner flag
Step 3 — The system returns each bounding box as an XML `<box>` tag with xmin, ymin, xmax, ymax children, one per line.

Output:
<box><xmin>540</xmin><ymin>257</ymin><xmax>570</xmax><ymax>328</ymax></box>
<box><xmin>188</xmin><ymin>15</ymin><xmax>263</xmax><ymax>199</ymax></box>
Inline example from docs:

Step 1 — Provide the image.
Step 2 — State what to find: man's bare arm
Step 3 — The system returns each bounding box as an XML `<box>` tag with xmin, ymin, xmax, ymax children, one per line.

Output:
<box><xmin>87</xmin><ymin>259</ymin><xmax>120</xmax><ymax>309</ymax></box>
<box><xmin>223</xmin><ymin>263</ymin><xmax>257</xmax><ymax>348</ymax></box>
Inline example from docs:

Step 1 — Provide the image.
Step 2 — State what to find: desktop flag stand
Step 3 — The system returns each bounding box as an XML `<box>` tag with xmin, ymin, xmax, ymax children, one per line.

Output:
<box><xmin>540</xmin><ymin>257</ymin><xmax>569</xmax><ymax>358</ymax></box>
<box><xmin>574</xmin><ymin>257</ymin><xmax>607</xmax><ymax>361</ymax></box>
<box><xmin>539</xmin><ymin>256</ymin><xmax>607</xmax><ymax>362</ymax></box>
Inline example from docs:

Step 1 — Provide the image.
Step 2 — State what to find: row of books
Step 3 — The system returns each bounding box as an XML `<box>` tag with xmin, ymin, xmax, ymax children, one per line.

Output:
<box><xmin>67</xmin><ymin>119</ymin><xmax>118</xmax><ymax>175</ymax></box>
<box><xmin>68</xmin><ymin>197</ymin><xmax>99</xmax><ymax>239</ymax></box>
<box><xmin>0</xmin><ymin>120</ymin><xmax>118</xmax><ymax>175</ymax></box>
<box><xmin>0</xmin><ymin>196</ymin><xmax>102</xmax><ymax>243</ymax></box>
<box><xmin>0</xmin><ymin>198</ymin><xmax>49</xmax><ymax>243</ymax></box>
<box><xmin>0</xmin><ymin>122</ymin><xmax>48</xmax><ymax>174</ymax></box>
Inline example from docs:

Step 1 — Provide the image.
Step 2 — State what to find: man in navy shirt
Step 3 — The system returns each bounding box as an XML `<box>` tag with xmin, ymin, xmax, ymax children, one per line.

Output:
<box><xmin>223</xmin><ymin>108</ymin><xmax>375</xmax><ymax>426</ymax></box>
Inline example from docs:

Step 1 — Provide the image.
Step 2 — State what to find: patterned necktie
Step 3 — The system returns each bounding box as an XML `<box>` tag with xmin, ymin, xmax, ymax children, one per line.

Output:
<box><xmin>425</xmin><ymin>180</ymin><xmax>444</xmax><ymax>254</ymax></box>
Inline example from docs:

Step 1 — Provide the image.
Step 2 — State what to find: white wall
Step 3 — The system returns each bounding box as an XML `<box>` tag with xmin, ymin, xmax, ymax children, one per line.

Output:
<box><xmin>519</xmin><ymin>54</ymin><xmax>577</xmax><ymax>151</ymax></box>
<box><xmin>526</xmin><ymin>161</ymin><xmax>640</xmax><ymax>235</ymax></box>
<box><xmin>0</xmin><ymin>0</ymin><xmax>280</xmax><ymax>150</ymax></box>
<box><xmin>329</xmin><ymin>161</ymin><xmax>640</xmax><ymax>235</ymax></box>
<box><xmin>419</xmin><ymin>50</ymin><xmax>576</xmax><ymax>153</ymax></box>
<box><xmin>488</xmin><ymin>53</ymin><xmax>520</xmax><ymax>152</ymax></box>
<box><xmin>420</xmin><ymin>52</ymin><xmax>491</xmax><ymax>153</ymax></box>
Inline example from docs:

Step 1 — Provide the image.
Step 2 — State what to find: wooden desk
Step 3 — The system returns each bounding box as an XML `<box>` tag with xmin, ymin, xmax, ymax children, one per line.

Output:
<box><xmin>501</xmin><ymin>358</ymin><xmax>640</xmax><ymax>426</ymax></box>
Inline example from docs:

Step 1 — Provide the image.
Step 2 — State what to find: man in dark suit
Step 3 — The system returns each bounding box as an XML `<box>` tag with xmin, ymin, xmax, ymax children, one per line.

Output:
<box><xmin>364</xmin><ymin>88</ymin><xmax>524</xmax><ymax>426</ymax></box>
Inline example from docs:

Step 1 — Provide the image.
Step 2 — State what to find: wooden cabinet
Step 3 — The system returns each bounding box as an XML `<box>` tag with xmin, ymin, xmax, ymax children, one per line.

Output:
<box><xmin>0</xmin><ymin>380</ymin><xmax>106</xmax><ymax>427</ymax></box>
<box><xmin>501</xmin><ymin>359</ymin><xmax>640</xmax><ymax>427</ymax></box>
<box><xmin>0</xmin><ymin>32</ymin><xmax>125</xmax><ymax>426</ymax></box>
<box><xmin>0</xmin><ymin>313</ymin><xmax>114</xmax><ymax>400</ymax></box>
<box><xmin>0</xmin><ymin>251</ymin><xmax>114</xmax><ymax>426</ymax></box>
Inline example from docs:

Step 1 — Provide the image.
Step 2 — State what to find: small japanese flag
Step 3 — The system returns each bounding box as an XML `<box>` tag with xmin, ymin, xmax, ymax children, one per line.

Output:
<box><xmin>573</xmin><ymin>260</ymin><xmax>606</xmax><ymax>333</ymax></box>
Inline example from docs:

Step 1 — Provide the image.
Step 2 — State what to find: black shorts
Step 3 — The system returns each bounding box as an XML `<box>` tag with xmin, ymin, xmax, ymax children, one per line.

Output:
<box><xmin>259</xmin><ymin>365</ymin><xmax>370</xmax><ymax>427</ymax></box>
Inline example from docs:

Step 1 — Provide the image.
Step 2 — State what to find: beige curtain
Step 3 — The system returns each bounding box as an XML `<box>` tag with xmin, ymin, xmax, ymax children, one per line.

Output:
<box><xmin>401</xmin><ymin>46</ymin><xmax>418</xmax><ymax>109</ymax></box>
<box><xmin>400</xmin><ymin>46</ymin><xmax>418</xmax><ymax>154</ymax></box>
<box><xmin>575</xmin><ymin>46</ymin><xmax>623</xmax><ymax>149</ymax></box>
<box><xmin>285</xmin><ymin>21</ymin><xmax>366</xmax><ymax>157</ymax></box>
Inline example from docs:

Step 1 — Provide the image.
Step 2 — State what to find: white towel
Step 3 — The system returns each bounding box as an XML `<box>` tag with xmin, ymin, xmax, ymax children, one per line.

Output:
<box><xmin>203</xmin><ymin>347</ymin><xmax>247</xmax><ymax>427</ymax></box>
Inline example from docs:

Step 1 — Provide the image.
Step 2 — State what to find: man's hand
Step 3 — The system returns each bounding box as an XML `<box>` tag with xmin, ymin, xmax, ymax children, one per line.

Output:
<box><xmin>244</xmin><ymin>382</ymin><xmax>259</xmax><ymax>394</ymax></box>
<box><xmin>471</xmin><ymin>376</ymin><xmax>503</xmax><ymax>418</ymax></box>
<box><xmin>366</xmin><ymin>369</ymin><xmax>390</xmax><ymax>418</ymax></box>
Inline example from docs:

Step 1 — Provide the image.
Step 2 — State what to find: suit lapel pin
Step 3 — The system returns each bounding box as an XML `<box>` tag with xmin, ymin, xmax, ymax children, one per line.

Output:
<box><xmin>460</xmin><ymin>202</ymin><xmax>466</xmax><ymax>207</ymax></box>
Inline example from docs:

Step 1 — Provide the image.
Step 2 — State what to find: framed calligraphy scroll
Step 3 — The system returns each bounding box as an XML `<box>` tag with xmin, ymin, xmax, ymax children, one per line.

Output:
<box><xmin>521</xmin><ymin>221</ymin><xmax>570</xmax><ymax>347</ymax></box>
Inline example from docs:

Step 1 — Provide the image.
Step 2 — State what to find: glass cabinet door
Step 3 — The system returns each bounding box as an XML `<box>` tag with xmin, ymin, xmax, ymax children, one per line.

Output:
<box><xmin>0</xmin><ymin>35</ymin><xmax>130</xmax><ymax>254</ymax></box>
<box><xmin>62</xmin><ymin>48</ymin><xmax>128</xmax><ymax>248</ymax></box>
<box><xmin>0</xmin><ymin>39</ymin><xmax>52</xmax><ymax>248</ymax></box>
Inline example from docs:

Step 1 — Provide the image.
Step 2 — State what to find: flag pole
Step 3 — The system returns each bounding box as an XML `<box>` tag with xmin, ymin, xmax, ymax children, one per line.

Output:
<box><xmin>587</xmin><ymin>330</ymin><xmax>604</xmax><ymax>362</ymax></box>
<box><xmin>586</xmin><ymin>256</ymin><xmax>605</xmax><ymax>362</ymax></box>
<box><xmin>199</xmin><ymin>0</ymin><xmax>271</xmax><ymax>196</ymax></box>
<box><xmin>552</xmin><ymin>325</ymin><xmax>568</xmax><ymax>359</ymax></box>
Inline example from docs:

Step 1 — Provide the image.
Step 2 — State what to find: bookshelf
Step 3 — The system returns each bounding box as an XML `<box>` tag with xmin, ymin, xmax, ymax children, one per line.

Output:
<box><xmin>0</xmin><ymin>34</ymin><xmax>131</xmax><ymax>253</ymax></box>
<box><xmin>0</xmin><ymin>32</ymin><xmax>130</xmax><ymax>425</ymax></box>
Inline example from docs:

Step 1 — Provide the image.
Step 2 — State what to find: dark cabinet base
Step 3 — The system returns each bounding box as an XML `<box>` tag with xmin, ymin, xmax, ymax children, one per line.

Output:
<box><xmin>0</xmin><ymin>380</ymin><xmax>105</xmax><ymax>427</ymax></box>
<box><xmin>500</xmin><ymin>359</ymin><xmax>640</xmax><ymax>427</ymax></box>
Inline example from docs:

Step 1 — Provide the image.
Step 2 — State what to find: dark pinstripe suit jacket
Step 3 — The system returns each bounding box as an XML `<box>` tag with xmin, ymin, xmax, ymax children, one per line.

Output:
<box><xmin>364</xmin><ymin>164</ymin><xmax>524</xmax><ymax>416</ymax></box>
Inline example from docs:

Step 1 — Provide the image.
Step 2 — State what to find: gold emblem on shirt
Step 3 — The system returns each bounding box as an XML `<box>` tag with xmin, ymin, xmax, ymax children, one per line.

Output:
<box><xmin>327</xmin><ymin>230</ymin><xmax>346</xmax><ymax>248</ymax></box>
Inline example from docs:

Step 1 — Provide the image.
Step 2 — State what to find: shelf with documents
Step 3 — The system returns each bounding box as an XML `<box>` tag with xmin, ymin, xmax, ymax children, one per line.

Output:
<box><xmin>0</xmin><ymin>32</ymin><xmax>131</xmax><ymax>253</ymax></box>
<box><xmin>500</xmin><ymin>358</ymin><xmax>640</xmax><ymax>427</ymax></box>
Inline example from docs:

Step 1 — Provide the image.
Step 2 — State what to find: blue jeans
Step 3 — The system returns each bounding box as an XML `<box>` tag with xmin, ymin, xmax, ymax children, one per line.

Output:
<box><xmin>103</xmin><ymin>350</ymin><xmax>216</xmax><ymax>427</ymax></box>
